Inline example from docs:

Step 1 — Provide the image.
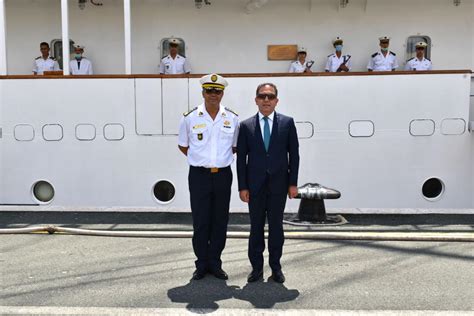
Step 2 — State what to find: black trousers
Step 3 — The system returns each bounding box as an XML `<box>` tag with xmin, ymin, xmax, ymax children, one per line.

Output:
<box><xmin>248</xmin><ymin>181</ymin><xmax>287</xmax><ymax>272</ymax></box>
<box><xmin>188</xmin><ymin>166</ymin><xmax>232</xmax><ymax>272</ymax></box>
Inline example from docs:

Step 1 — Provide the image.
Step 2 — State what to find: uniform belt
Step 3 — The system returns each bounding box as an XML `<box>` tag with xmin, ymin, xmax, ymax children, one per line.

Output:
<box><xmin>192</xmin><ymin>166</ymin><xmax>230</xmax><ymax>173</ymax></box>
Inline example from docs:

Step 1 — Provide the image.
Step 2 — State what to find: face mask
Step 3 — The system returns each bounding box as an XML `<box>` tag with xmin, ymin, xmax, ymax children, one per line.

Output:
<box><xmin>381</xmin><ymin>47</ymin><xmax>389</xmax><ymax>52</ymax></box>
<box><xmin>335</xmin><ymin>45</ymin><xmax>343</xmax><ymax>52</ymax></box>
<box><xmin>74</xmin><ymin>53</ymin><xmax>82</xmax><ymax>60</ymax></box>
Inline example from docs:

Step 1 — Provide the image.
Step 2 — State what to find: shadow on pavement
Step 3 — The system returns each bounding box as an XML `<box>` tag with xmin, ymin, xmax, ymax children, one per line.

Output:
<box><xmin>168</xmin><ymin>277</ymin><xmax>299</xmax><ymax>312</ymax></box>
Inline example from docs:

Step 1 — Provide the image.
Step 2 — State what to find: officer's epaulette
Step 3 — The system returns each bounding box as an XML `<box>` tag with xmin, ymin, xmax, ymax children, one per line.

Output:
<box><xmin>407</xmin><ymin>57</ymin><xmax>415</xmax><ymax>62</ymax></box>
<box><xmin>183</xmin><ymin>107</ymin><xmax>197</xmax><ymax>117</ymax></box>
<box><xmin>390</xmin><ymin>51</ymin><xmax>396</xmax><ymax>56</ymax></box>
<box><xmin>327</xmin><ymin>53</ymin><xmax>334</xmax><ymax>58</ymax></box>
<box><xmin>35</xmin><ymin>56</ymin><xmax>41</xmax><ymax>60</ymax></box>
<box><xmin>49</xmin><ymin>56</ymin><xmax>57</xmax><ymax>60</ymax></box>
<box><xmin>225</xmin><ymin>107</ymin><xmax>238</xmax><ymax>116</ymax></box>
<box><xmin>371</xmin><ymin>52</ymin><xmax>378</xmax><ymax>58</ymax></box>
<box><xmin>425</xmin><ymin>58</ymin><xmax>431</xmax><ymax>62</ymax></box>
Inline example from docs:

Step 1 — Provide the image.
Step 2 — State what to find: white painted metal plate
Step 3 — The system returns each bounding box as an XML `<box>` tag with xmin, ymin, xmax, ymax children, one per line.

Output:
<box><xmin>409</xmin><ymin>119</ymin><xmax>435</xmax><ymax>136</ymax></box>
<box><xmin>441</xmin><ymin>118</ymin><xmax>466</xmax><ymax>135</ymax></box>
<box><xmin>14</xmin><ymin>124</ymin><xmax>34</xmax><ymax>141</ymax></box>
<box><xmin>42</xmin><ymin>124</ymin><xmax>63</xmax><ymax>141</ymax></box>
<box><xmin>349</xmin><ymin>120</ymin><xmax>374</xmax><ymax>137</ymax></box>
<box><xmin>162</xmin><ymin>78</ymin><xmax>188</xmax><ymax>135</ymax></box>
<box><xmin>76</xmin><ymin>124</ymin><xmax>96</xmax><ymax>141</ymax></box>
<box><xmin>104</xmin><ymin>123</ymin><xmax>124</xmax><ymax>141</ymax></box>
<box><xmin>135</xmin><ymin>78</ymin><xmax>162</xmax><ymax>135</ymax></box>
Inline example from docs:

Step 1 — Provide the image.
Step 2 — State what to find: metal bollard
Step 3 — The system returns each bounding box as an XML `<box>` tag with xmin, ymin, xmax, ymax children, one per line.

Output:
<box><xmin>284</xmin><ymin>183</ymin><xmax>345</xmax><ymax>226</ymax></box>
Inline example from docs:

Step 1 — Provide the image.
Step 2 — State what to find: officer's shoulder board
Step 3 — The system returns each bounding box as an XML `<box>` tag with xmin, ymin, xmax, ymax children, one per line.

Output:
<box><xmin>183</xmin><ymin>107</ymin><xmax>197</xmax><ymax>117</ymax></box>
<box><xmin>225</xmin><ymin>107</ymin><xmax>238</xmax><ymax>116</ymax></box>
<box><xmin>371</xmin><ymin>52</ymin><xmax>378</xmax><ymax>58</ymax></box>
<box><xmin>49</xmin><ymin>56</ymin><xmax>57</xmax><ymax>61</ymax></box>
<box><xmin>327</xmin><ymin>53</ymin><xmax>334</xmax><ymax>58</ymax></box>
<box><xmin>407</xmin><ymin>57</ymin><xmax>415</xmax><ymax>62</ymax></box>
<box><xmin>35</xmin><ymin>56</ymin><xmax>41</xmax><ymax>60</ymax></box>
<box><xmin>426</xmin><ymin>58</ymin><xmax>431</xmax><ymax>62</ymax></box>
<box><xmin>390</xmin><ymin>51</ymin><xmax>396</xmax><ymax>56</ymax></box>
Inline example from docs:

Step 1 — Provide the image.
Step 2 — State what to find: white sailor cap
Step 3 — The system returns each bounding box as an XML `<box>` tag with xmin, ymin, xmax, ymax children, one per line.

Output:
<box><xmin>333</xmin><ymin>37</ymin><xmax>344</xmax><ymax>45</ymax></box>
<box><xmin>169</xmin><ymin>38</ymin><xmax>180</xmax><ymax>46</ymax></box>
<box><xmin>297</xmin><ymin>46</ymin><xmax>307</xmax><ymax>53</ymax></box>
<box><xmin>379</xmin><ymin>36</ymin><xmax>390</xmax><ymax>42</ymax></box>
<box><xmin>73</xmin><ymin>44</ymin><xmax>85</xmax><ymax>50</ymax></box>
<box><xmin>416</xmin><ymin>41</ymin><xmax>428</xmax><ymax>48</ymax></box>
<box><xmin>200</xmin><ymin>73</ymin><xmax>228</xmax><ymax>91</ymax></box>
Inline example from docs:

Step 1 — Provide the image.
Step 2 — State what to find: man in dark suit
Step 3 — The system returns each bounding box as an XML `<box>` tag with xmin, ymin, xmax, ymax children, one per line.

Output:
<box><xmin>237</xmin><ymin>83</ymin><xmax>300</xmax><ymax>283</ymax></box>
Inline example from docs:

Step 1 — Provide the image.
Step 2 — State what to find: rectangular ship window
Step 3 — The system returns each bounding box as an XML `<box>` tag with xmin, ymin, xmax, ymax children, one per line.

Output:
<box><xmin>406</xmin><ymin>35</ymin><xmax>431</xmax><ymax>61</ymax></box>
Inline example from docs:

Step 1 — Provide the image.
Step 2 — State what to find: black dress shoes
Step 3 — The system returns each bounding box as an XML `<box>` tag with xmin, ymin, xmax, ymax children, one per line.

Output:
<box><xmin>271</xmin><ymin>270</ymin><xmax>285</xmax><ymax>283</ymax></box>
<box><xmin>192</xmin><ymin>269</ymin><xmax>207</xmax><ymax>280</ymax></box>
<box><xmin>247</xmin><ymin>269</ymin><xmax>263</xmax><ymax>282</ymax></box>
<box><xmin>210</xmin><ymin>268</ymin><xmax>228</xmax><ymax>280</ymax></box>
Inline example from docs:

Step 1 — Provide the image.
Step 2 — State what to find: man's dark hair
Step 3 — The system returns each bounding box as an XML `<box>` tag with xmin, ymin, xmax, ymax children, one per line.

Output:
<box><xmin>256</xmin><ymin>83</ymin><xmax>278</xmax><ymax>96</ymax></box>
<box><xmin>40</xmin><ymin>42</ymin><xmax>49</xmax><ymax>48</ymax></box>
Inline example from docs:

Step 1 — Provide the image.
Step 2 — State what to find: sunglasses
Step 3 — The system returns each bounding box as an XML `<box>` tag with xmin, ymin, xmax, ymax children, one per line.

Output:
<box><xmin>256</xmin><ymin>93</ymin><xmax>277</xmax><ymax>100</ymax></box>
<box><xmin>204</xmin><ymin>89</ymin><xmax>223</xmax><ymax>95</ymax></box>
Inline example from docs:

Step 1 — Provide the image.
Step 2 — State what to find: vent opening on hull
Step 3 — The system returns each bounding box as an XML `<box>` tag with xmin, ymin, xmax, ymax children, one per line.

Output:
<box><xmin>32</xmin><ymin>181</ymin><xmax>55</xmax><ymax>204</ymax></box>
<box><xmin>153</xmin><ymin>180</ymin><xmax>175</xmax><ymax>204</ymax></box>
<box><xmin>422</xmin><ymin>178</ymin><xmax>444</xmax><ymax>201</ymax></box>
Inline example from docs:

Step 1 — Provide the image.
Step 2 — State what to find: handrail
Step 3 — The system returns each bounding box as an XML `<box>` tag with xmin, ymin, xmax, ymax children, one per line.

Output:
<box><xmin>0</xmin><ymin>70</ymin><xmax>471</xmax><ymax>80</ymax></box>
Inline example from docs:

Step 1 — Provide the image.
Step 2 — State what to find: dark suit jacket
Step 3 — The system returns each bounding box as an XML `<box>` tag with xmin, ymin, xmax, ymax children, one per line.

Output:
<box><xmin>237</xmin><ymin>112</ymin><xmax>299</xmax><ymax>195</ymax></box>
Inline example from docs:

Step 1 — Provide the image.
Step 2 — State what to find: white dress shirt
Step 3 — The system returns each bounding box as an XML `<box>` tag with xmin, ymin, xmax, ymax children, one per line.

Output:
<box><xmin>258</xmin><ymin>111</ymin><xmax>274</xmax><ymax>140</ymax></box>
<box><xmin>325</xmin><ymin>53</ymin><xmax>352</xmax><ymax>72</ymax></box>
<box><xmin>159</xmin><ymin>54</ymin><xmax>191</xmax><ymax>74</ymax></box>
<box><xmin>368</xmin><ymin>51</ymin><xmax>399</xmax><ymax>71</ymax></box>
<box><xmin>69</xmin><ymin>58</ymin><xmax>93</xmax><ymax>75</ymax></box>
<box><xmin>32</xmin><ymin>56</ymin><xmax>60</xmax><ymax>74</ymax></box>
<box><xmin>178</xmin><ymin>104</ymin><xmax>239</xmax><ymax>168</ymax></box>
<box><xmin>289</xmin><ymin>61</ymin><xmax>310</xmax><ymax>73</ymax></box>
<box><xmin>404</xmin><ymin>57</ymin><xmax>432</xmax><ymax>71</ymax></box>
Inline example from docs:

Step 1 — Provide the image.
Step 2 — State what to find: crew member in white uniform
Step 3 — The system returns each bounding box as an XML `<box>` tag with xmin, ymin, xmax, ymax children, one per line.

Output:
<box><xmin>288</xmin><ymin>47</ymin><xmax>314</xmax><ymax>73</ymax></box>
<box><xmin>69</xmin><ymin>45</ymin><xmax>93</xmax><ymax>75</ymax></box>
<box><xmin>368</xmin><ymin>36</ymin><xmax>399</xmax><ymax>71</ymax></box>
<box><xmin>32</xmin><ymin>42</ymin><xmax>60</xmax><ymax>75</ymax></box>
<box><xmin>178</xmin><ymin>73</ymin><xmax>239</xmax><ymax>281</ymax></box>
<box><xmin>159</xmin><ymin>38</ymin><xmax>191</xmax><ymax>74</ymax></box>
<box><xmin>325</xmin><ymin>37</ymin><xmax>352</xmax><ymax>72</ymax></box>
<box><xmin>404</xmin><ymin>42</ymin><xmax>432</xmax><ymax>71</ymax></box>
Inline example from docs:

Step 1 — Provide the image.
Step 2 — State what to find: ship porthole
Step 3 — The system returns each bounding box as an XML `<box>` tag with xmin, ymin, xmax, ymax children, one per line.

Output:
<box><xmin>32</xmin><ymin>180</ymin><xmax>55</xmax><ymax>204</ymax></box>
<box><xmin>153</xmin><ymin>180</ymin><xmax>175</xmax><ymax>204</ymax></box>
<box><xmin>422</xmin><ymin>178</ymin><xmax>444</xmax><ymax>201</ymax></box>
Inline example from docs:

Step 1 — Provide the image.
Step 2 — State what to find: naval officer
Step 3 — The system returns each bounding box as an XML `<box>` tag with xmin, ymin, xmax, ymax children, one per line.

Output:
<box><xmin>32</xmin><ymin>42</ymin><xmax>60</xmax><ymax>75</ymax></box>
<box><xmin>325</xmin><ymin>37</ymin><xmax>352</xmax><ymax>72</ymax></box>
<box><xmin>178</xmin><ymin>74</ymin><xmax>239</xmax><ymax>280</ymax></box>
<box><xmin>69</xmin><ymin>45</ymin><xmax>93</xmax><ymax>75</ymax></box>
<box><xmin>288</xmin><ymin>47</ymin><xmax>313</xmax><ymax>73</ymax></box>
<box><xmin>159</xmin><ymin>38</ymin><xmax>191</xmax><ymax>74</ymax></box>
<box><xmin>367</xmin><ymin>36</ymin><xmax>399</xmax><ymax>71</ymax></box>
<box><xmin>404</xmin><ymin>42</ymin><xmax>432</xmax><ymax>71</ymax></box>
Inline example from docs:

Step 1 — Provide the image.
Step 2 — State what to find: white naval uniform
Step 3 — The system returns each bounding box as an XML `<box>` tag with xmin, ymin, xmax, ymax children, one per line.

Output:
<box><xmin>178</xmin><ymin>104</ymin><xmax>239</xmax><ymax>168</ymax></box>
<box><xmin>69</xmin><ymin>58</ymin><xmax>93</xmax><ymax>75</ymax></box>
<box><xmin>404</xmin><ymin>57</ymin><xmax>432</xmax><ymax>71</ymax></box>
<box><xmin>159</xmin><ymin>54</ymin><xmax>191</xmax><ymax>74</ymax></box>
<box><xmin>32</xmin><ymin>56</ymin><xmax>60</xmax><ymax>74</ymax></box>
<box><xmin>289</xmin><ymin>60</ymin><xmax>311</xmax><ymax>73</ymax></box>
<box><xmin>325</xmin><ymin>53</ymin><xmax>352</xmax><ymax>72</ymax></box>
<box><xmin>367</xmin><ymin>51</ymin><xmax>399</xmax><ymax>71</ymax></box>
